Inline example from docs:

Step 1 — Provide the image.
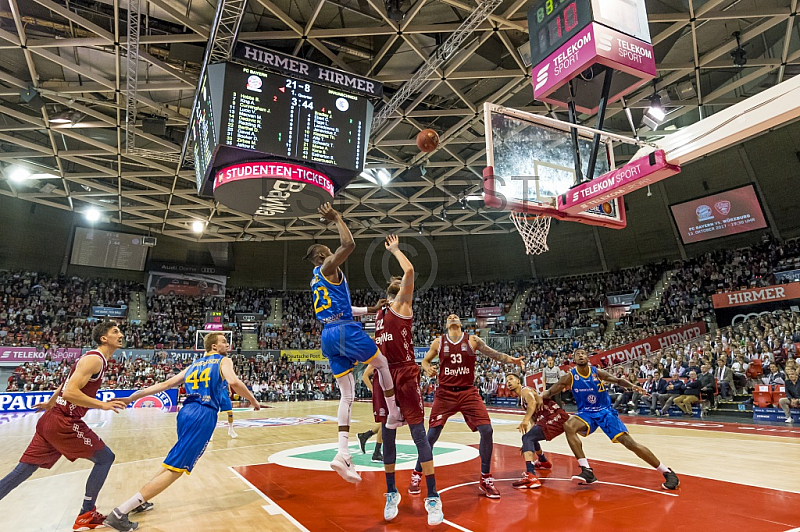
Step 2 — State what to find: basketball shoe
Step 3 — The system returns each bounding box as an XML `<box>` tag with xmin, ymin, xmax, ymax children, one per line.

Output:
<box><xmin>357</xmin><ymin>430</ymin><xmax>372</xmax><ymax>453</ymax></box>
<box><xmin>384</xmin><ymin>492</ymin><xmax>401</xmax><ymax>521</ymax></box>
<box><xmin>408</xmin><ymin>470</ymin><xmax>422</xmax><ymax>494</ymax></box>
<box><xmin>103</xmin><ymin>510</ymin><xmax>139</xmax><ymax>531</ymax></box>
<box><xmin>228</xmin><ymin>426</ymin><xmax>238</xmax><ymax>438</ymax></box>
<box><xmin>330</xmin><ymin>453</ymin><xmax>361</xmax><ymax>483</ymax></box>
<box><xmin>478</xmin><ymin>474</ymin><xmax>501</xmax><ymax>498</ymax></box>
<box><xmin>372</xmin><ymin>448</ymin><xmax>383</xmax><ymax>463</ymax></box>
<box><xmin>131</xmin><ymin>502</ymin><xmax>154</xmax><ymax>514</ymax></box>
<box><xmin>534</xmin><ymin>458</ymin><xmax>552</xmax><ymax>470</ymax></box>
<box><xmin>662</xmin><ymin>469</ymin><xmax>680</xmax><ymax>490</ymax></box>
<box><xmin>571</xmin><ymin>466</ymin><xmax>597</xmax><ymax>485</ymax></box>
<box><xmin>425</xmin><ymin>496</ymin><xmax>444</xmax><ymax>526</ymax></box>
<box><xmin>512</xmin><ymin>471</ymin><xmax>541</xmax><ymax>489</ymax></box>
<box><xmin>73</xmin><ymin>507</ymin><xmax>108</xmax><ymax>531</ymax></box>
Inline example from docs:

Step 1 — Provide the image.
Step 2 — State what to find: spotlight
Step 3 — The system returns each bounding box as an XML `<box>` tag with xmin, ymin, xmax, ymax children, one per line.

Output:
<box><xmin>385</xmin><ymin>0</ymin><xmax>405</xmax><ymax>22</ymax></box>
<box><xmin>642</xmin><ymin>94</ymin><xmax>665</xmax><ymax>130</ymax></box>
<box><xmin>418</xmin><ymin>223</ymin><xmax>423</xmax><ymax>235</ymax></box>
<box><xmin>8</xmin><ymin>166</ymin><xmax>31</xmax><ymax>183</ymax></box>
<box><xmin>20</xmin><ymin>86</ymin><xmax>45</xmax><ymax>109</ymax></box>
<box><xmin>460</xmin><ymin>197</ymin><xmax>468</xmax><ymax>209</ymax></box>
<box><xmin>85</xmin><ymin>207</ymin><xmax>101</xmax><ymax>222</ymax></box>
<box><xmin>731</xmin><ymin>31</ymin><xmax>747</xmax><ymax>67</ymax></box>
<box><xmin>49</xmin><ymin>110</ymin><xmax>72</xmax><ymax>124</ymax></box>
<box><xmin>377</xmin><ymin>168</ymin><xmax>391</xmax><ymax>184</ymax></box>
<box><xmin>647</xmin><ymin>185</ymin><xmax>653</xmax><ymax>197</ymax></box>
<box><xmin>192</xmin><ymin>220</ymin><xmax>206</xmax><ymax>233</ymax></box>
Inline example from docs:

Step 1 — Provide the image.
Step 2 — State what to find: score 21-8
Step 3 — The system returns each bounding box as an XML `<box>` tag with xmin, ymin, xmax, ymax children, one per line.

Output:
<box><xmin>286</xmin><ymin>79</ymin><xmax>314</xmax><ymax>110</ymax></box>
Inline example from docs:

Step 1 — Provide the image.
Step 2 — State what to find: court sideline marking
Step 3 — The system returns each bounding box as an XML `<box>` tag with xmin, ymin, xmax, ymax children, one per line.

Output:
<box><xmin>436</xmin><ymin>477</ymin><xmax>678</xmax><ymax>497</ymax></box>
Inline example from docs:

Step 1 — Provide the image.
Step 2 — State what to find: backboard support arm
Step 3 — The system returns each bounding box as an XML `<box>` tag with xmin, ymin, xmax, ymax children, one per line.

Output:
<box><xmin>586</xmin><ymin>67</ymin><xmax>614</xmax><ymax>182</ymax></box>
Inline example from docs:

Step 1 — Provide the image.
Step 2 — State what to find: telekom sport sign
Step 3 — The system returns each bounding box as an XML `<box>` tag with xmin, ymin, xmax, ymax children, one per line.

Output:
<box><xmin>524</xmin><ymin>322</ymin><xmax>707</xmax><ymax>391</ymax></box>
<box><xmin>0</xmin><ymin>347</ymin><xmax>81</xmax><ymax>365</ymax></box>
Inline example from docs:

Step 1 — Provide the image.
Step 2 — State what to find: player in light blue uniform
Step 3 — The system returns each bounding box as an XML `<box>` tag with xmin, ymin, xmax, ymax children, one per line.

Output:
<box><xmin>542</xmin><ymin>349</ymin><xmax>680</xmax><ymax>491</ymax></box>
<box><xmin>103</xmin><ymin>333</ymin><xmax>260</xmax><ymax>531</ymax></box>
<box><xmin>305</xmin><ymin>202</ymin><xmax>402</xmax><ymax>484</ymax></box>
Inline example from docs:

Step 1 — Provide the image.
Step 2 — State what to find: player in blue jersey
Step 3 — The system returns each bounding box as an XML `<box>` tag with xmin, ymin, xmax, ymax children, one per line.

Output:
<box><xmin>305</xmin><ymin>202</ymin><xmax>403</xmax><ymax>484</ymax></box>
<box><xmin>103</xmin><ymin>333</ymin><xmax>260</xmax><ymax>531</ymax></box>
<box><xmin>541</xmin><ymin>349</ymin><xmax>680</xmax><ymax>490</ymax></box>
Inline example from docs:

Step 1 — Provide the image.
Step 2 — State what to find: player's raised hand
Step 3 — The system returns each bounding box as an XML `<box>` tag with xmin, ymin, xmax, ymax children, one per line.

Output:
<box><xmin>509</xmin><ymin>356</ymin><xmax>524</xmax><ymax>368</ymax></box>
<box><xmin>318</xmin><ymin>202</ymin><xmax>340</xmax><ymax>222</ymax></box>
<box><xmin>368</xmin><ymin>299</ymin><xmax>388</xmax><ymax>313</ymax></box>
<box><xmin>385</xmin><ymin>234</ymin><xmax>400</xmax><ymax>253</ymax></box>
<box><xmin>102</xmin><ymin>399</ymin><xmax>128</xmax><ymax>413</ymax></box>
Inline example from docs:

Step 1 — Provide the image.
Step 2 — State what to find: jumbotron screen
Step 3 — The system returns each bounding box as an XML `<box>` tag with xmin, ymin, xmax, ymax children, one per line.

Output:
<box><xmin>219</xmin><ymin>64</ymin><xmax>369</xmax><ymax>173</ymax></box>
<box><xmin>670</xmin><ymin>185</ymin><xmax>768</xmax><ymax>244</ymax></box>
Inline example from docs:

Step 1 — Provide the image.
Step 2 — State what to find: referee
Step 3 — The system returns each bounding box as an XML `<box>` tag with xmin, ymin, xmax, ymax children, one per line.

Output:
<box><xmin>542</xmin><ymin>356</ymin><xmax>566</xmax><ymax>406</ymax></box>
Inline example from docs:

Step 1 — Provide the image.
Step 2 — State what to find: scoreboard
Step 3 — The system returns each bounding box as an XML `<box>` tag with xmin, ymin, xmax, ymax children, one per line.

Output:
<box><xmin>221</xmin><ymin>64</ymin><xmax>368</xmax><ymax>172</ymax></box>
<box><xmin>191</xmin><ymin>44</ymin><xmax>380</xmax><ymax>198</ymax></box>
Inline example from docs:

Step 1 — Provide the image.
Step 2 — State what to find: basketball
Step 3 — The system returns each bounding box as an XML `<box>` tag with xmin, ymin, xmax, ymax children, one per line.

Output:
<box><xmin>602</xmin><ymin>201</ymin><xmax>613</xmax><ymax>214</ymax></box>
<box><xmin>416</xmin><ymin>129</ymin><xmax>439</xmax><ymax>153</ymax></box>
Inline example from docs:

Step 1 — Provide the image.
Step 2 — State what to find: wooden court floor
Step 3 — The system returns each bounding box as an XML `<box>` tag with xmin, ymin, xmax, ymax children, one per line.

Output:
<box><xmin>0</xmin><ymin>401</ymin><xmax>798</xmax><ymax>532</ymax></box>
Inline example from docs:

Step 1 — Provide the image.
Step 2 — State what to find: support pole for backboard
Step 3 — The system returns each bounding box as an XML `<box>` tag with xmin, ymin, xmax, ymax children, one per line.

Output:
<box><xmin>586</xmin><ymin>68</ymin><xmax>614</xmax><ymax>182</ymax></box>
<box><xmin>567</xmin><ymin>81</ymin><xmax>583</xmax><ymax>183</ymax></box>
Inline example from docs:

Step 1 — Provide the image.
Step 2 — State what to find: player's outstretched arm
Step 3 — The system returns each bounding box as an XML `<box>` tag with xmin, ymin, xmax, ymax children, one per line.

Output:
<box><xmin>421</xmin><ymin>338</ymin><xmax>440</xmax><ymax>377</ymax></box>
<box><xmin>34</xmin><ymin>383</ymin><xmax>63</xmax><ymax>411</ymax></box>
<box><xmin>62</xmin><ymin>356</ymin><xmax>127</xmax><ymax>412</ymax></box>
<box><xmin>319</xmin><ymin>203</ymin><xmax>355</xmax><ymax>278</ymax></box>
<box><xmin>385</xmin><ymin>235</ymin><xmax>414</xmax><ymax>310</ymax></box>
<box><xmin>471</xmin><ymin>336</ymin><xmax>523</xmax><ymax>367</ymax></box>
<box><xmin>127</xmin><ymin>369</ymin><xmax>188</xmax><ymax>402</ymax></box>
<box><xmin>220</xmin><ymin>357</ymin><xmax>262</xmax><ymax>410</ymax></box>
<box><xmin>596</xmin><ymin>369</ymin><xmax>645</xmax><ymax>394</ymax></box>
<box><xmin>362</xmin><ymin>364</ymin><xmax>374</xmax><ymax>392</ymax></box>
<box><xmin>352</xmin><ymin>300</ymin><xmax>387</xmax><ymax>316</ymax></box>
<box><xmin>541</xmin><ymin>373</ymin><xmax>573</xmax><ymax>402</ymax></box>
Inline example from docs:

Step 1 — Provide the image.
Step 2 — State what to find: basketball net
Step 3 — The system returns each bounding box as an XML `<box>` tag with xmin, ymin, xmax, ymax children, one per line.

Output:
<box><xmin>510</xmin><ymin>211</ymin><xmax>551</xmax><ymax>255</ymax></box>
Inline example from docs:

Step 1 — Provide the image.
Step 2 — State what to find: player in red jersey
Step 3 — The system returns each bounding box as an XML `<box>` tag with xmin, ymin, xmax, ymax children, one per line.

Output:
<box><xmin>0</xmin><ymin>321</ymin><xmax>129</xmax><ymax>531</ymax></box>
<box><xmin>370</xmin><ymin>235</ymin><xmax>443</xmax><ymax>525</ymax></box>
<box><xmin>505</xmin><ymin>374</ymin><xmax>569</xmax><ymax>489</ymax></box>
<box><xmin>411</xmin><ymin>315</ymin><xmax>523</xmax><ymax>499</ymax></box>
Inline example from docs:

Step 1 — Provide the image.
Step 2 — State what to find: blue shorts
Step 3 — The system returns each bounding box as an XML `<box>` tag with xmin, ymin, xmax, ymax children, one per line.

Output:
<box><xmin>163</xmin><ymin>402</ymin><xmax>217</xmax><ymax>475</ymax></box>
<box><xmin>321</xmin><ymin>322</ymin><xmax>379</xmax><ymax>378</ymax></box>
<box><xmin>574</xmin><ymin>407</ymin><xmax>629</xmax><ymax>442</ymax></box>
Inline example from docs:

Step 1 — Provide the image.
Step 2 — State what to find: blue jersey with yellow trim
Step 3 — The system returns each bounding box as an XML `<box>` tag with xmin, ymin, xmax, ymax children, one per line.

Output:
<box><xmin>310</xmin><ymin>265</ymin><xmax>353</xmax><ymax>325</ymax></box>
<box><xmin>183</xmin><ymin>353</ymin><xmax>228</xmax><ymax>412</ymax></box>
<box><xmin>570</xmin><ymin>366</ymin><xmax>612</xmax><ymax>413</ymax></box>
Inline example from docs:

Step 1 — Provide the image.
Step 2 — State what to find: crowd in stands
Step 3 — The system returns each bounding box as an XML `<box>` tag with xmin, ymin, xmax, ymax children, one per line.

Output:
<box><xmin>3</xmin><ymin>237</ymin><xmax>800</xmax><ymax>423</ymax></box>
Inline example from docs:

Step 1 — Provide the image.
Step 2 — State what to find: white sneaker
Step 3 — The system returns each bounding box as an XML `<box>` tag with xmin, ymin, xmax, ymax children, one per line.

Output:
<box><xmin>425</xmin><ymin>496</ymin><xmax>444</xmax><ymax>526</ymax></box>
<box><xmin>785</xmin><ymin>418</ymin><xmax>794</xmax><ymax>423</ymax></box>
<box><xmin>228</xmin><ymin>427</ymin><xmax>238</xmax><ymax>439</ymax></box>
<box><xmin>330</xmin><ymin>453</ymin><xmax>362</xmax><ymax>483</ymax></box>
<box><xmin>386</xmin><ymin>410</ymin><xmax>407</xmax><ymax>430</ymax></box>
<box><xmin>384</xmin><ymin>492</ymin><xmax>401</xmax><ymax>521</ymax></box>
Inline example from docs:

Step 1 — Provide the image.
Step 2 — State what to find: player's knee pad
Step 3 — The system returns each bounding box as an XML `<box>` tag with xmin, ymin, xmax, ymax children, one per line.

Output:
<box><xmin>92</xmin><ymin>445</ymin><xmax>115</xmax><ymax>466</ymax></box>
<box><xmin>409</xmin><ymin>423</ymin><xmax>433</xmax><ymax>463</ymax></box>
<box><xmin>477</xmin><ymin>424</ymin><xmax>493</xmax><ymax>440</ymax></box>
<box><xmin>382</xmin><ymin>426</ymin><xmax>397</xmax><ymax>464</ymax></box>
<box><xmin>336</xmin><ymin>373</ymin><xmax>355</xmax><ymax>405</ymax></box>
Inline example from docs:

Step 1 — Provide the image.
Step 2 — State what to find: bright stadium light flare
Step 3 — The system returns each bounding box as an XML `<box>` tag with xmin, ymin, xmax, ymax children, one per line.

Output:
<box><xmin>192</xmin><ymin>220</ymin><xmax>206</xmax><ymax>233</ymax></box>
<box><xmin>84</xmin><ymin>207</ymin><xmax>101</xmax><ymax>222</ymax></box>
<box><xmin>8</xmin><ymin>166</ymin><xmax>30</xmax><ymax>183</ymax></box>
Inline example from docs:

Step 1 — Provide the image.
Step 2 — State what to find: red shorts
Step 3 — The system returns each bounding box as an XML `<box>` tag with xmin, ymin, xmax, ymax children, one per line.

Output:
<box><xmin>20</xmin><ymin>411</ymin><xmax>106</xmax><ymax>469</ymax></box>
<box><xmin>538</xmin><ymin>413</ymin><xmax>569</xmax><ymax>441</ymax></box>
<box><xmin>429</xmin><ymin>386</ymin><xmax>491</xmax><ymax>431</ymax></box>
<box><xmin>372</xmin><ymin>363</ymin><xmax>425</xmax><ymax>426</ymax></box>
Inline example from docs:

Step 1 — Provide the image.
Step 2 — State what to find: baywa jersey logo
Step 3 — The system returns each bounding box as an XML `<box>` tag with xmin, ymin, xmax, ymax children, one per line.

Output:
<box><xmin>269</xmin><ymin>440</ymin><xmax>478</xmax><ymax>472</ymax></box>
<box><xmin>133</xmin><ymin>392</ymin><xmax>174</xmax><ymax>410</ymax></box>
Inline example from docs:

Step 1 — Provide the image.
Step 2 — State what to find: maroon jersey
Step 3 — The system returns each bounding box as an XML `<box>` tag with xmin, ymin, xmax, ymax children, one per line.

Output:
<box><xmin>375</xmin><ymin>305</ymin><xmax>415</xmax><ymax>365</ymax></box>
<box><xmin>521</xmin><ymin>387</ymin><xmax>569</xmax><ymax>441</ymax></box>
<box><xmin>53</xmin><ymin>351</ymin><xmax>107</xmax><ymax>419</ymax></box>
<box><xmin>437</xmin><ymin>333</ymin><xmax>476</xmax><ymax>387</ymax></box>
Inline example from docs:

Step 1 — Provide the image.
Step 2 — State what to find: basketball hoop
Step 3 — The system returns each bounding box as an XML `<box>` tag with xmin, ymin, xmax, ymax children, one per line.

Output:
<box><xmin>511</xmin><ymin>211</ymin><xmax>552</xmax><ymax>255</ymax></box>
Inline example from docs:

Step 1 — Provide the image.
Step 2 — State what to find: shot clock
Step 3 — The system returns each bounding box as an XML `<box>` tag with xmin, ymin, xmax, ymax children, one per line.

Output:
<box><xmin>527</xmin><ymin>0</ymin><xmax>655</xmax><ymax>114</ymax></box>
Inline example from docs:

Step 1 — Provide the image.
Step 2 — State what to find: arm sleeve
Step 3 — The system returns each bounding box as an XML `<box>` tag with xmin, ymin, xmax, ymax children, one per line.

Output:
<box><xmin>351</xmin><ymin>306</ymin><xmax>368</xmax><ymax>316</ymax></box>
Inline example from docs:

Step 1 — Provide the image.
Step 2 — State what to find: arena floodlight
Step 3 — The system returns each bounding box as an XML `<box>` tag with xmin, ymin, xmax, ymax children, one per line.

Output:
<box><xmin>192</xmin><ymin>220</ymin><xmax>206</xmax><ymax>233</ymax></box>
<box><xmin>85</xmin><ymin>207</ymin><xmax>101</xmax><ymax>222</ymax></box>
<box><xmin>8</xmin><ymin>166</ymin><xmax>31</xmax><ymax>183</ymax></box>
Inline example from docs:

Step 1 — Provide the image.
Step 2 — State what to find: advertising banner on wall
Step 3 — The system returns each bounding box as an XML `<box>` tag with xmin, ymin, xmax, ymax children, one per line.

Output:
<box><xmin>712</xmin><ymin>282</ymin><xmax>800</xmax><ymax>327</ymax></box>
<box><xmin>147</xmin><ymin>263</ymin><xmax>227</xmax><ymax>298</ymax></box>
<box><xmin>0</xmin><ymin>389</ymin><xmax>178</xmax><ymax>413</ymax></box>
<box><xmin>92</xmin><ymin>306</ymin><xmax>128</xmax><ymax>318</ymax></box>
<box><xmin>281</xmin><ymin>349</ymin><xmax>325</xmax><ymax>362</ymax></box>
<box><xmin>475</xmin><ymin>306</ymin><xmax>503</xmax><ymax>317</ymax></box>
<box><xmin>0</xmin><ymin>347</ymin><xmax>82</xmax><ymax>366</ymax></box>
<box><xmin>524</xmin><ymin>322</ymin><xmax>708</xmax><ymax>391</ymax></box>
<box><xmin>112</xmin><ymin>349</ymin><xmax>203</xmax><ymax>363</ymax></box>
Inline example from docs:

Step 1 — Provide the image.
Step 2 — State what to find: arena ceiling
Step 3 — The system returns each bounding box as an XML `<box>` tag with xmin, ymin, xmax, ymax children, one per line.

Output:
<box><xmin>0</xmin><ymin>0</ymin><xmax>798</xmax><ymax>242</ymax></box>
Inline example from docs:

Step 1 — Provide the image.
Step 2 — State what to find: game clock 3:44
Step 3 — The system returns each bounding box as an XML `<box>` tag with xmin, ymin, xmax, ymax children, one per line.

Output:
<box><xmin>528</xmin><ymin>0</ymin><xmax>592</xmax><ymax>67</ymax></box>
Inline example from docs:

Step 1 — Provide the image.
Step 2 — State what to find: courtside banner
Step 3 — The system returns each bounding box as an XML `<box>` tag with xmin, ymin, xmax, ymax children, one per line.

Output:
<box><xmin>524</xmin><ymin>322</ymin><xmax>707</xmax><ymax>391</ymax></box>
<box><xmin>712</xmin><ymin>283</ymin><xmax>800</xmax><ymax>308</ymax></box>
<box><xmin>281</xmin><ymin>349</ymin><xmax>325</xmax><ymax>362</ymax></box>
<box><xmin>0</xmin><ymin>389</ymin><xmax>178</xmax><ymax>413</ymax></box>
